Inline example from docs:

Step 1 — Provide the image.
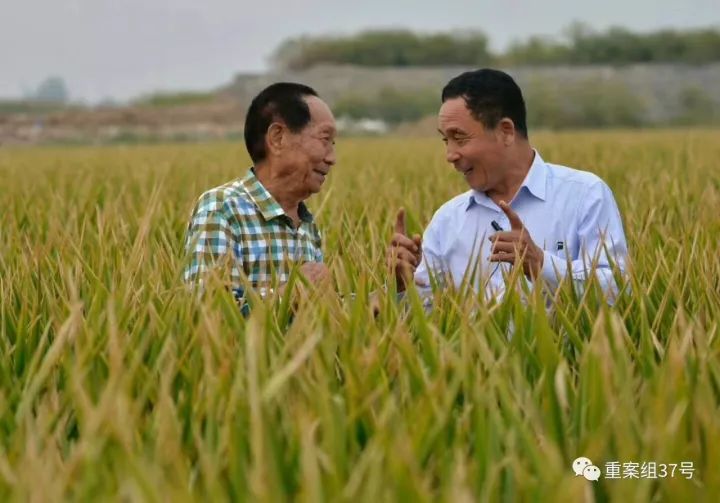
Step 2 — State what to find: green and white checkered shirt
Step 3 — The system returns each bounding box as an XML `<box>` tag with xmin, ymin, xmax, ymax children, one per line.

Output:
<box><xmin>183</xmin><ymin>168</ymin><xmax>323</xmax><ymax>298</ymax></box>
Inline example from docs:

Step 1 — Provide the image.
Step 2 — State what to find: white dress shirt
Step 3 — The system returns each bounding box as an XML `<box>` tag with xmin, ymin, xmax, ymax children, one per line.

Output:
<box><xmin>415</xmin><ymin>150</ymin><xmax>629</xmax><ymax>301</ymax></box>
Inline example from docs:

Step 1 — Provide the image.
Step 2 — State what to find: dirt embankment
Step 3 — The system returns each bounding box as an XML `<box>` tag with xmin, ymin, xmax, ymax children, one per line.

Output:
<box><xmin>0</xmin><ymin>98</ymin><xmax>245</xmax><ymax>145</ymax></box>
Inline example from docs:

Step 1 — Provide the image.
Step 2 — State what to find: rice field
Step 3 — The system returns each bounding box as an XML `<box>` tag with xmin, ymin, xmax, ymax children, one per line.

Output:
<box><xmin>1</xmin><ymin>130</ymin><xmax>719</xmax><ymax>501</ymax></box>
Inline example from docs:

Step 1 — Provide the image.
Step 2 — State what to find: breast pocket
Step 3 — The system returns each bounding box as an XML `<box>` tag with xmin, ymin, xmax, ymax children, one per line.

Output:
<box><xmin>541</xmin><ymin>236</ymin><xmax>569</xmax><ymax>263</ymax></box>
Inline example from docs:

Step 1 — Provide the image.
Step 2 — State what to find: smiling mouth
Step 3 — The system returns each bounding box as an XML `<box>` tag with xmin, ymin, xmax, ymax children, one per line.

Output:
<box><xmin>462</xmin><ymin>166</ymin><xmax>474</xmax><ymax>176</ymax></box>
<box><xmin>313</xmin><ymin>169</ymin><xmax>329</xmax><ymax>177</ymax></box>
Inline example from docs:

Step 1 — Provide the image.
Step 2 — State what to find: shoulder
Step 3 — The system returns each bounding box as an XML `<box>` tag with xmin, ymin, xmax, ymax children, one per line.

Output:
<box><xmin>541</xmin><ymin>161</ymin><xmax>624</xmax><ymax>230</ymax></box>
<box><xmin>192</xmin><ymin>178</ymin><xmax>257</xmax><ymax>217</ymax></box>
<box><xmin>543</xmin><ymin>161</ymin><xmax>618</xmax><ymax>206</ymax></box>
<box><xmin>431</xmin><ymin>189</ymin><xmax>473</xmax><ymax>222</ymax></box>
<box><xmin>544</xmin><ymin>161</ymin><xmax>607</xmax><ymax>191</ymax></box>
<box><xmin>424</xmin><ymin>190</ymin><xmax>472</xmax><ymax>238</ymax></box>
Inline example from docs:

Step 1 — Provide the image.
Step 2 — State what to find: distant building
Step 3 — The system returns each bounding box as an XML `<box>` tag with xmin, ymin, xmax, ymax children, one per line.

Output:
<box><xmin>337</xmin><ymin>116</ymin><xmax>389</xmax><ymax>135</ymax></box>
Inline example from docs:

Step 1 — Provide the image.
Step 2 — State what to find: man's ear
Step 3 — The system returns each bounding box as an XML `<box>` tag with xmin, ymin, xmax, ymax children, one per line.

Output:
<box><xmin>498</xmin><ymin>118</ymin><xmax>516</xmax><ymax>146</ymax></box>
<box><xmin>266</xmin><ymin>122</ymin><xmax>285</xmax><ymax>156</ymax></box>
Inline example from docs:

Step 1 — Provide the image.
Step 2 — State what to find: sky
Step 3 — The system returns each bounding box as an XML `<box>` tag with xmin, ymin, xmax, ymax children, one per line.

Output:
<box><xmin>2</xmin><ymin>0</ymin><xmax>718</xmax><ymax>103</ymax></box>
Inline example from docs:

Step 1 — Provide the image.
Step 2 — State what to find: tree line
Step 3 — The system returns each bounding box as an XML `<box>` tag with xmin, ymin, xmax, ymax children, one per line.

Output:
<box><xmin>271</xmin><ymin>23</ymin><xmax>720</xmax><ymax>70</ymax></box>
<box><xmin>333</xmin><ymin>82</ymin><xmax>719</xmax><ymax>129</ymax></box>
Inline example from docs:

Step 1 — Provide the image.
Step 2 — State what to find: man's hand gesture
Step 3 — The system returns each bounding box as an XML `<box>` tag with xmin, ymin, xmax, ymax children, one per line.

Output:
<box><xmin>387</xmin><ymin>208</ymin><xmax>422</xmax><ymax>292</ymax></box>
<box><xmin>489</xmin><ymin>200</ymin><xmax>544</xmax><ymax>280</ymax></box>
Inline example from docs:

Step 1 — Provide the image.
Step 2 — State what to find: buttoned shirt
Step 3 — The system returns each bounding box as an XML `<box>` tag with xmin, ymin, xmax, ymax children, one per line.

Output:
<box><xmin>415</xmin><ymin>150</ymin><xmax>628</xmax><ymax>300</ymax></box>
<box><xmin>183</xmin><ymin>168</ymin><xmax>323</xmax><ymax>299</ymax></box>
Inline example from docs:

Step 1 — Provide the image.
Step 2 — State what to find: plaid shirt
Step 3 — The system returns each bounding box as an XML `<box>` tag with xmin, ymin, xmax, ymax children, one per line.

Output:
<box><xmin>183</xmin><ymin>168</ymin><xmax>323</xmax><ymax>298</ymax></box>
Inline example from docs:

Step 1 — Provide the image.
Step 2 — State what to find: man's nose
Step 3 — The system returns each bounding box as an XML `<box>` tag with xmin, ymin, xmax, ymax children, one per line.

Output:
<box><xmin>446</xmin><ymin>146</ymin><xmax>460</xmax><ymax>163</ymax></box>
<box><xmin>325</xmin><ymin>146</ymin><xmax>336</xmax><ymax>166</ymax></box>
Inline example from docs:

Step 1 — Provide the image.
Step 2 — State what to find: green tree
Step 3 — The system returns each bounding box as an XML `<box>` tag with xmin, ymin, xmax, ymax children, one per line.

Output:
<box><xmin>271</xmin><ymin>29</ymin><xmax>491</xmax><ymax>70</ymax></box>
<box><xmin>32</xmin><ymin>76</ymin><xmax>69</xmax><ymax>103</ymax></box>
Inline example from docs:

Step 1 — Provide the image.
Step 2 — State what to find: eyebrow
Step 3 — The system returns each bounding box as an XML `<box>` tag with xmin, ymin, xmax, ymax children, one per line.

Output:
<box><xmin>438</xmin><ymin>127</ymin><xmax>466</xmax><ymax>136</ymax></box>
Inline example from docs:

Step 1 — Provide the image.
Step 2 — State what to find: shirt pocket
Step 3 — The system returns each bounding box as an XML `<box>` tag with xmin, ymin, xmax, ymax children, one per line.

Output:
<box><xmin>544</xmin><ymin>237</ymin><xmax>571</xmax><ymax>263</ymax></box>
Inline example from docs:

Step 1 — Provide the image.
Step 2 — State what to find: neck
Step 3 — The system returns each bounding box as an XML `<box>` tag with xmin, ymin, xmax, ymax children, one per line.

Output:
<box><xmin>487</xmin><ymin>144</ymin><xmax>535</xmax><ymax>204</ymax></box>
<box><xmin>254</xmin><ymin>162</ymin><xmax>304</xmax><ymax>220</ymax></box>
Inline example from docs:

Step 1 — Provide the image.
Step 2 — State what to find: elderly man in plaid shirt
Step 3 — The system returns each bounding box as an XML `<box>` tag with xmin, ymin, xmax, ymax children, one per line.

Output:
<box><xmin>183</xmin><ymin>82</ymin><xmax>422</xmax><ymax>311</ymax></box>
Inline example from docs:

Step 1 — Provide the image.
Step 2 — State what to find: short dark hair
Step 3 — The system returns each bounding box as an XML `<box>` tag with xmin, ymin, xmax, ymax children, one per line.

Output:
<box><xmin>441</xmin><ymin>69</ymin><xmax>528</xmax><ymax>138</ymax></box>
<box><xmin>244</xmin><ymin>82</ymin><xmax>319</xmax><ymax>164</ymax></box>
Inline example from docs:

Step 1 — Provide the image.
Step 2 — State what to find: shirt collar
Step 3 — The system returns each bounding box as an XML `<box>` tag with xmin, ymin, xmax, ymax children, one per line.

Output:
<box><xmin>521</xmin><ymin>149</ymin><xmax>548</xmax><ymax>202</ymax></box>
<box><xmin>467</xmin><ymin>149</ymin><xmax>548</xmax><ymax>210</ymax></box>
<box><xmin>241</xmin><ymin>168</ymin><xmax>314</xmax><ymax>223</ymax></box>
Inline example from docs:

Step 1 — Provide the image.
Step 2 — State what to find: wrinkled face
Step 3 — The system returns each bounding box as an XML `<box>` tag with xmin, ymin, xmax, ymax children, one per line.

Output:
<box><xmin>279</xmin><ymin>96</ymin><xmax>337</xmax><ymax>197</ymax></box>
<box><xmin>438</xmin><ymin>97</ymin><xmax>508</xmax><ymax>193</ymax></box>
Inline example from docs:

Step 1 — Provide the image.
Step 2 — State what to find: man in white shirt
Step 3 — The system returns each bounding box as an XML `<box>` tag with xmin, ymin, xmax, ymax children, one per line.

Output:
<box><xmin>388</xmin><ymin>69</ymin><xmax>628</xmax><ymax>302</ymax></box>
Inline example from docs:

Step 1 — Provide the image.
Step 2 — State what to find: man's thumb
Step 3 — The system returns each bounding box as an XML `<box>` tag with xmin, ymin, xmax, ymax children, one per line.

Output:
<box><xmin>394</xmin><ymin>208</ymin><xmax>406</xmax><ymax>235</ymax></box>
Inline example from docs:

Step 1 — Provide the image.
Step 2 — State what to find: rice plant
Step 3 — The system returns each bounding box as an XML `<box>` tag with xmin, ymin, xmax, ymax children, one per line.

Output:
<box><xmin>0</xmin><ymin>130</ymin><xmax>718</xmax><ymax>501</ymax></box>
